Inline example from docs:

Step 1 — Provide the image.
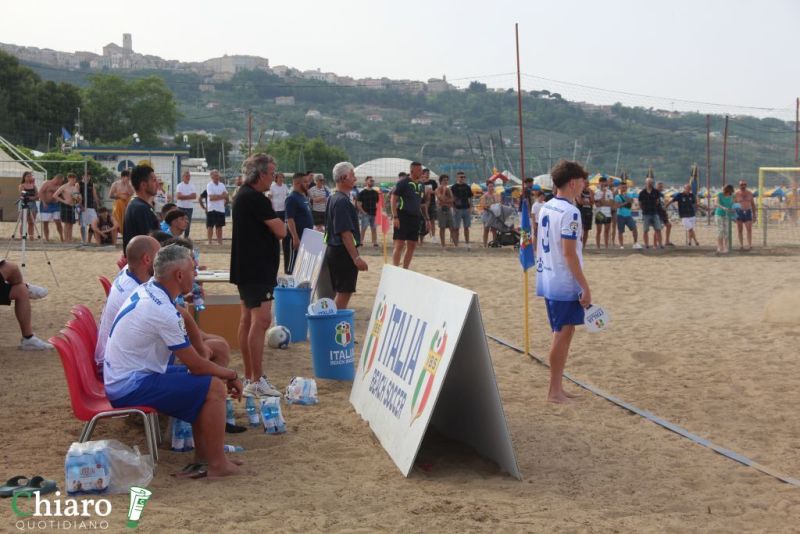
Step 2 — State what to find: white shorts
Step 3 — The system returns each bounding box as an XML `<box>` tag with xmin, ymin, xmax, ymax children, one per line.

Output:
<box><xmin>81</xmin><ymin>208</ymin><xmax>98</xmax><ymax>226</ymax></box>
<box><xmin>39</xmin><ymin>211</ymin><xmax>60</xmax><ymax>222</ymax></box>
<box><xmin>681</xmin><ymin>217</ymin><xmax>696</xmax><ymax>231</ymax></box>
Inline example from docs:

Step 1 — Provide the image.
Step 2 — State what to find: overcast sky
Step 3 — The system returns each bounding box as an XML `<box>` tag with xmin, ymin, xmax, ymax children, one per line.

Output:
<box><xmin>3</xmin><ymin>0</ymin><xmax>797</xmax><ymax>118</ymax></box>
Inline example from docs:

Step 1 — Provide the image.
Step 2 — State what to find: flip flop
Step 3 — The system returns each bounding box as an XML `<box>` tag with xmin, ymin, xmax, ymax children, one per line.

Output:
<box><xmin>0</xmin><ymin>476</ymin><xmax>29</xmax><ymax>498</ymax></box>
<box><xmin>14</xmin><ymin>476</ymin><xmax>57</xmax><ymax>496</ymax></box>
<box><xmin>171</xmin><ymin>463</ymin><xmax>206</xmax><ymax>478</ymax></box>
<box><xmin>188</xmin><ymin>469</ymin><xmax>208</xmax><ymax>480</ymax></box>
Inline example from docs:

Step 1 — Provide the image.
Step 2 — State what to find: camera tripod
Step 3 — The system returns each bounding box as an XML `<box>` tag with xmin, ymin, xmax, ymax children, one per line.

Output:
<box><xmin>4</xmin><ymin>201</ymin><xmax>59</xmax><ymax>286</ymax></box>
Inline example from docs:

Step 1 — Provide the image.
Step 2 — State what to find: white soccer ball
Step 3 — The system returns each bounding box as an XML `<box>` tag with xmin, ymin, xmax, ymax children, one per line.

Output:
<box><xmin>267</xmin><ymin>325</ymin><xmax>291</xmax><ymax>349</ymax></box>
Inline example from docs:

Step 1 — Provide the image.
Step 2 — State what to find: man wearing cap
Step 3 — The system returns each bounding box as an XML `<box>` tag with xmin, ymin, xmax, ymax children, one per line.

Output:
<box><xmin>391</xmin><ymin>162</ymin><xmax>427</xmax><ymax>268</ymax></box>
<box><xmin>325</xmin><ymin>162</ymin><xmax>368</xmax><ymax>309</ymax></box>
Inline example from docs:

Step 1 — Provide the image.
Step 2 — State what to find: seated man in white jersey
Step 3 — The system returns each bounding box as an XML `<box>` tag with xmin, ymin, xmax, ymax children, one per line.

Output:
<box><xmin>535</xmin><ymin>160</ymin><xmax>592</xmax><ymax>404</ymax></box>
<box><xmin>104</xmin><ymin>245</ymin><xmax>243</xmax><ymax>479</ymax></box>
<box><xmin>95</xmin><ymin>235</ymin><xmax>160</xmax><ymax>374</ymax></box>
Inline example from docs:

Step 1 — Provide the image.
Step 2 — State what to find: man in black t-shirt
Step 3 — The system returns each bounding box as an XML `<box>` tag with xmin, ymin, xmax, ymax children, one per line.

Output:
<box><xmin>356</xmin><ymin>175</ymin><xmax>380</xmax><ymax>247</ymax></box>
<box><xmin>637</xmin><ymin>178</ymin><xmax>663</xmax><ymax>249</ymax></box>
<box><xmin>665</xmin><ymin>182</ymin><xmax>700</xmax><ymax>246</ymax></box>
<box><xmin>325</xmin><ymin>162</ymin><xmax>368</xmax><ymax>309</ymax></box>
<box><xmin>422</xmin><ymin>168</ymin><xmax>438</xmax><ymax>239</ymax></box>
<box><xmin>230</xmin><ymin>153</ymin><xmax>287</xmax><ymax>399</ymax></box>
<box><xmin>122</xmin><ymin>165</ymin><xmax>159</xmax><ymax>255</ymax></box>
<box><xmin>450</xmin><ymin>171</ymin><xmax>474</xmax><ymax>248</ymax></box>
<box><xmin>391</xmin><ymin>162</ymin><xmax>427</xmax><ymax>268</ymax></box>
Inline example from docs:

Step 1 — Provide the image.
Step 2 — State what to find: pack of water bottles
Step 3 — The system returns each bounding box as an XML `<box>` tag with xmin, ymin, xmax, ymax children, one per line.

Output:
<box><xmin>65</xmin><ymin>440</ymin><xmax>152</xmax><ymax>495</ymax></box>
<box><xmin>259</xmin><ymin>397</ymin><xmax>286</xmax><ymax>434</ymax></box>
<box><xmin>170</xmin><ymin>417</ymin><xmax>195</xmax><ymax>452</ymax></box>
<box><xmin>285</xmin><ymin>377</ymin><xmax>319</xmax><ymax>405</ymax></box>
<box><xmin>244</xmin><ymin>396</ymin><xmax>261</xmax><ymax>427</ymax></box>
<box><xmin>276</xmin><ymin>275</ymin><xmax>297</xmax><ymax>288</ymax></box>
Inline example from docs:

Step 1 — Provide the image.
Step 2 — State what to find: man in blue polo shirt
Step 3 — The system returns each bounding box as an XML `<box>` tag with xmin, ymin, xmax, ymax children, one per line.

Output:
<box><xmin>284</xmin><ymin>172</ymin><xmax>313</xmax><ymax>274</ymax></box>
<box><xmin>536</xmin><ymin>159</ymin><xmax>592</xmax><ymax>404</ymax></box>
<box><xmin>104</xmin><ymin>245</ymin><xmax>243</xmax><ymax>479</ymax></box>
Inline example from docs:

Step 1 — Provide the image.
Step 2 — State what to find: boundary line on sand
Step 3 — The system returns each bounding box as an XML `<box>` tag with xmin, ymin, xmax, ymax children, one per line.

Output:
<box><xmin>486</xmin><ymin>334</ymin><xmax>800</xmax><ymax>489</ymax></box>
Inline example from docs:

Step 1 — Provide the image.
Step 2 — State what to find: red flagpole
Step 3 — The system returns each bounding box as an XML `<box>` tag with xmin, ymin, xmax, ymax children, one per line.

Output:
<box><xmin>515</xmin><ymin>23</ymin><xmax>530</xmax><ymax>358</ymax></box>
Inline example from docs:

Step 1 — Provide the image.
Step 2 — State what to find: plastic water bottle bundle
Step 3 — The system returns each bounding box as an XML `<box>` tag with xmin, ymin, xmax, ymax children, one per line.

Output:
<box><xmin>226</xmin><ymin>397</ymin><xmax>236</xmax><ymax>425</ymax></box>
<box><xmin>259</xmin><ymin>397</ymin><xmax>286</xmax><ymax>434</ymax></box>
<box><xmin>65</xmin><ymin>448</ymin><xmax>110</xmax><ymax>495</ymax></box>
<box><xmin>285</xmin><ymin>377</ymin><xmax>319</xmax><ymax>405</ymax></box>
<box><xmin>245</xmin><ymin>396</ymin><xmax>261</xmax><ymax>427</ymax></box>
<box><xmin>170</xmin><ymin>417</ymin><xmax>195</xmax><ymax>452</ymax></box>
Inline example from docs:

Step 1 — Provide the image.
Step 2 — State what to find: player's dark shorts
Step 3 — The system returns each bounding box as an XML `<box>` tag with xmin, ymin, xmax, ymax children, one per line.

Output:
<box><xmin>60</xmin><ymin>204</ymin><xmax>77</xmax><ymax>224</ymax></box>
<box><xmin>657</xmin><ymin>207</ymin><xmax>669</xmax><ymax>225</ymax></box>
<box><xmin>393</xmin><ymin>213</ymin><xmax>420</xmax><ymax>241</ymax></box>
<box><xmin>312</xmin><ymin>211</ymin><xmax>326</xmax><ymax>226</ymax></box>
<box><xmin>237</xmin><ymin>283</ymin><xmax>275</xmax><ymax>309</ymax></box>
<box><xmin>544</xmin><ymin>298</ymin><xmax>584</xmax><ymax>332</ymax></box>
<box><xmin>580</xmin><ymin>208</ymin><xmax>593</xmax><ymax>231</ymax></box>
<box><xmin>326</xmin><ymin>245</ymin><xmax>358</xmax><ymax>294</ymax></box>
<box><xmin>206</xmin><ymin>211</ymin><xmax>226</xmax><ymax>228</ymax></box>
<box><xmin>736</xmin><ymin>209</ymin><xmax>753</xmax><ymax>222</ymax></box>
<box><xmin>0</xmin><ymin>262</ymin><xmax>11</xmax><ymax>306</ymax></box>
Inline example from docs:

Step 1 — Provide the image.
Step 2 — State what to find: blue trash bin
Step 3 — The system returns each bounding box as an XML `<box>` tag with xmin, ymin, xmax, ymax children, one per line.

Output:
<box><xmin>274</xmin><ymin>287</ymin><xmax>311</xmax><ymax>342</ymax></box>
<box><xmin>306</xmin><ymin>309</ymin><xmax>356</xmax><ymax>380</ymax></box>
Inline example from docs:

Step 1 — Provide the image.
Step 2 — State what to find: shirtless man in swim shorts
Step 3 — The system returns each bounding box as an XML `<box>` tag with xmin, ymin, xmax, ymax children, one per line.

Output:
<box><xmin>108</xmin><ymin>170</ymin><xmax>135</xmax><ymax>237</ymax></box>
<box><xmin>38</xmin><ymin>174</ymin><xmax>65</xmax><ymax>242</ymax></box>
<box><xmin>734</xmin><ymin>180</ymin><xmax>755</xmax><ymax>250</ymax></box>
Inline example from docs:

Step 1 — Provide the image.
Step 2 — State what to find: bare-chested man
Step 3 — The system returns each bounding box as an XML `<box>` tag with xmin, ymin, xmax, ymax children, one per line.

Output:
<box><xmin>434</xmin><ymin>174</ymin><xmax>455</xmax><ymax>248</ymax></box>
<box><xmin>108</xmin><ymin>169</ymin><xmax>135</xmax><ymax>237</ymax></box>
<box><xmin>53</xmin><ymin>173</ymin><xmax>82</xmax><ymax>243</ymax></box>
<box><xmin>37</xmin><ymin>174</ymin><xmax>65</xmax><ymax>242</ymax></box>
<box><xmin>734</xmin><ymin>180</ymin><xmax>755</xmax><ymax>250</ymax></box>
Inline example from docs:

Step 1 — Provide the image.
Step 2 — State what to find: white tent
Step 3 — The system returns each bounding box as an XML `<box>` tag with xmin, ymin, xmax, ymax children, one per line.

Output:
<box><xmin>354</xmin><ymin>157</ymin><xmax>438</xmax><ymax>184</ymax></box>
<box><xmin>533</xmin><ymin>173</ymin><xmax>553</xmax><ymax>191</ymax></box>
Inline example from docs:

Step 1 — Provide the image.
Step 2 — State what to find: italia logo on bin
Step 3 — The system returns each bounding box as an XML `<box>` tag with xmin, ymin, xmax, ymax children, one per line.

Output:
<box><xmin>334</xmin><ymin>321</ymin><xmax>352</xmax><ymax>347</ymax></box>
<box><xmin>362</xmin><ymin>296</ymin><xmax>388</xmax><ymax>377</ymax></box>
<box><xmin>410</xmin><ymin>322</ymin><xmax>448</xmax><ymax>425</ymax></box>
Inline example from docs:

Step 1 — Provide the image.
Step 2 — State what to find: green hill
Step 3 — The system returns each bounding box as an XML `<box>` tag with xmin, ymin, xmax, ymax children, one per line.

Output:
<box><xmin>21</xmin><ymin>61</ymin><xmax>798</xmax><ymax>185</ymax></box>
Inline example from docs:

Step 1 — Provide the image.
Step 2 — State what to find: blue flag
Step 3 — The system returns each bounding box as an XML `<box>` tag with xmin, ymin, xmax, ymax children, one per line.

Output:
<box><xmin>519</xmin><ymin>198</ymin><xmax>535</xmax><ymax>271</ymax></box>
<box><xmin>61</xmin><ymin>127</ymin><xmax>72</xmax><ymax>141</ymax></box>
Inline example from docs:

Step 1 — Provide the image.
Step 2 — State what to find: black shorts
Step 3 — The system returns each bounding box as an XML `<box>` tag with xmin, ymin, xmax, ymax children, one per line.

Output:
<box><xmin>326</xmin><ymin>245</ymin><xmax>358</xmax><ymax>294</ymax></box>
<box><xmin>580</xmin><ymin>208</ymin><xmax>593</xmax><ymax>231</ymax></box>
<box><xmin>657</xmin><ymin>208</ymin><xmax>669</xmax><ymax>225</ymax></box>
<box><xmin>393</xmin><ymin>213</ymin><xmax>420</xmax><ymax>241</ymax></box>
<box><xmin>237</xmin><ymin>283</ymin><xmax>275</xmax><ymax>309</ymax></box>
<box><xmin>312</xmin><ymin>211</ymin><xmax>326</xmax><ymax>226</ymax></box>
<box><xmin>206</xmin><ymin>211</ymin><xmax>226</xmax><ymax>228</ymax></box>
<box><xmin>0</xmin><ymin>267</ymin><xmax>11</xmax><ymax>306</ymax></box>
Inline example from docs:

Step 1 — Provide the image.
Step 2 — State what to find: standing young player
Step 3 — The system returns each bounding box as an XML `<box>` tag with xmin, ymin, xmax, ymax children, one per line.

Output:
<box><xmin>535</xmin><ymin>160</ymin><xmax>592</xmax><ymax>404</ymax></box>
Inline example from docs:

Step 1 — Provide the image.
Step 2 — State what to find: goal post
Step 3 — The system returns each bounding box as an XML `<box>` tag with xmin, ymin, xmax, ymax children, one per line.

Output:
<box><xmin>757</xmin><ymin>167</ymin><xmax>800</xmax><ymax>224</ymax></box>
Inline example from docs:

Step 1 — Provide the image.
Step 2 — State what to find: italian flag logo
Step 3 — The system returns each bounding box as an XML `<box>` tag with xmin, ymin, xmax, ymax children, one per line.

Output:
<box><xmin>361</xmin><ymin>297</ymin><xmax>388</xmax><ymax>377</ymax></box>
<box><xmin>410</xmin><ymin>322</ymin><xmax>448</xmax><ymax>425</ymax></box>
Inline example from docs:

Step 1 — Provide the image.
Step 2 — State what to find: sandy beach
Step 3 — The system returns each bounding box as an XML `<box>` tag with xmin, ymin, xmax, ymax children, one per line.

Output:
<box><xmin>0</xmin><ymin>231</ymin><xmax>799</xmax><ymax>532</ymax></box>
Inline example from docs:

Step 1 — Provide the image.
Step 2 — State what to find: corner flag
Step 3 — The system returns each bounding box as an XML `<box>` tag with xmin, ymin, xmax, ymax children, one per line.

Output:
<box><xmin>61</xmin><ymin>127</ymin><xmax>72</xmax><ymax>141</ymax></box>
<box><xmin>519</xmin><ymin>198</ymin><xmax>534</xmax><ymax>271</ymax></box>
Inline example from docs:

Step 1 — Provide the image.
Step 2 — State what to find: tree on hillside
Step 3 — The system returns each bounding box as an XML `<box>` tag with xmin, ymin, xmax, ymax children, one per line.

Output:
<box><xmin>251</xmin><ymin>135</ymin><xmax>348</xmax><ymax>175</ymax></box>
<box><xmin>83</xmin><ymin>74</ymin><xmax>178</xmax><ymax>144</ymax></box>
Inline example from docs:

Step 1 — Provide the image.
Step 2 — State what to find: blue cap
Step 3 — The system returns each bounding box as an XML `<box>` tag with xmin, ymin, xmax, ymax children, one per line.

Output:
<box><xmin>532</xmin><ymin>184</ymin><xmax>542</xmax><ymax>191</ymax></box>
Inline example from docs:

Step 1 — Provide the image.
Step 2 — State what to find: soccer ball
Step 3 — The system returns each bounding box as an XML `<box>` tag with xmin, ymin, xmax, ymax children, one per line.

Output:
<box><xmin>267</xmin><ymin>325</ymin><xmax>291</xmax><ymax>349</ymax></box>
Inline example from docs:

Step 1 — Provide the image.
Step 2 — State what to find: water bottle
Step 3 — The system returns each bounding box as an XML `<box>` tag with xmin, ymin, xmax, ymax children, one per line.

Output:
<box><xmin>192</xmin><ymin>282</ymin><xmax>205</xmax><ymax>312</ymax></box>
<box><xmin>182</xmin><ymin>420</ymin><xmax>195</xmax><ymax>451</ymax></box>
<box><xmin>170</xmin><ymin>417</ymin><xmax>185</xmax><ymax>451</ymax></box>
<box><xmin>245</xmin><ymin>396</ymin><xmax>260</xmax><ymax>427</ymax></box>
<box><xmin>223</xmin><ymin>445</ymin><xmax>245</xmax><ymax>453</ymax></box>
<box><xmin>260</xmin><ymin>398</ymin><xmax>286</xmax><ymax>434</ymax></box>
<box><xmin>226</xmin><ymin>397</ymin><xmax>235</xmax><ymax>426</ymax></box>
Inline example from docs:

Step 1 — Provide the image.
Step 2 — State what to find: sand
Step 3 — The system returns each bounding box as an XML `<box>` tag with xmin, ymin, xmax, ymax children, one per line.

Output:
<box><xmin>1</xmin><ymin>232</ymin><xmax>799</xmax><ymax>532</ymax></box>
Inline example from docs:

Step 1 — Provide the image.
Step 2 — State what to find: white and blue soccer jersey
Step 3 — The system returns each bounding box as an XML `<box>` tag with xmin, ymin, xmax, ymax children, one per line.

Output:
<box><xmin>535</xmin><ymin>197</ymin><xmax>583</xmax><ymax>301</ymax></box>
<box><xmin>95</xmin><ymin>269</ymin><xmax>142</xmax><ymax>371</ymax></box>
<box><xmin>103</xmin><ymin>279</ymin><xmax>190</xmax><ymax>400</ymax></box>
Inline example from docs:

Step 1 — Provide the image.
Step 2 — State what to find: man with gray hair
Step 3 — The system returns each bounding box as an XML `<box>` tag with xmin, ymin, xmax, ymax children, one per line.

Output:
<box><xmin>325</xmin><ymin>162</ymin><xmax>368</xmax><ymax>309</ymax></box>
<box><xmin>104</xmin><ymin>244</ymin><xmax>243</xmax><ymax>479</ymax></box>
<box><xmin>230</xmin><ymin>153</ymin><xmax>286</xmax><ymax>398</ymax></box>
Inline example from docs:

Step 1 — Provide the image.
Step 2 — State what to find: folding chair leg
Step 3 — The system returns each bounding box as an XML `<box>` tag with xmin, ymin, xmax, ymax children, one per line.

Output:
<box><xmin>82</xmin><ymin>417</ymin><xmax>101</xmax><ymax>442</ymax></box>
<box><xmin>79</xmin><ymin>422</ymin><xmax>91</xmax><ymax>442</ymax></box>
<box><xmin>140</xmin><ymin>411</ymin><xmax>158</xmax><ymax>463</ymax></box>
<box><xmin>152</xmin><ymin>413</ymin><xmax>162</xmax><ymax>445</ymax></box>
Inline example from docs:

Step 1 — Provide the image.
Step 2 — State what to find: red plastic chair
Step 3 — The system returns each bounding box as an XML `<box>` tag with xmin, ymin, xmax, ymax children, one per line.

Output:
<box><xmin>70</xmin><ymin>304</ymin><xmax>98</xmax><ymax>341</ymax></box>
<box><xmin>66</xmin><ymin>318</ymin><xmax>96</xmax><ymax>352</ymax></box>
<box><xmin>50</xmin><ymin>334</ymin><xmax>160</xmax><ymax>461</ymax></box>
<box><xmin>61</xmin><ymin>328</ymin><xmax>105</xmax><ymax>399</ymax></box>
<box><xmin>98</xmin><ymin>276</ymin><xmax>112</xmax><ymax>297</ymax></box>
<box><xmin>116</xmin><ymin>254</ymin><xmax>127</xmax><ymax>270</ymax></box>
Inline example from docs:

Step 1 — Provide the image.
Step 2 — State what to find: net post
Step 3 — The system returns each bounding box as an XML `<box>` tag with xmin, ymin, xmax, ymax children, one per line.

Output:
<box><xmin>762</xmin><ymin>206</ymin><xmax>767</xmax><ymax>247</ymax></box>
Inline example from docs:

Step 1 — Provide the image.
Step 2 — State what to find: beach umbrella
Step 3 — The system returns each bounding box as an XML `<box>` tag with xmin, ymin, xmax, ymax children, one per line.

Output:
<box><xmin>770</xmin><ymin>187</ymin><xmax>786</xmax><ymax>198</ymax></box>
<box><xmin>533</xmin><ymin>173</ymin><xmax>553</xmax><ymax>191</ymax></box>
<box><xmin>470</xmin><ymin>183</ymin><xmax>484</xmax><ymax>194</ymax></box>
<box><xmin>488</xmin><ymin>169</ymin><xmax>508</xmax><ymax>184</ymax></box>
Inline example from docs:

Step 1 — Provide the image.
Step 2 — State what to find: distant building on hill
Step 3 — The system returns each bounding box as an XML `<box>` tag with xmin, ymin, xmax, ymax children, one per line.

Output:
<box><xmin>275</xmin><ymin>96</ymin><xmax>295</xmax><ymax>106</ymax></box>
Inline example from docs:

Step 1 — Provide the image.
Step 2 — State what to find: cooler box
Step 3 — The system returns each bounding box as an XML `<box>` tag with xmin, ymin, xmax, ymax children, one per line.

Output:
<box><xmin>306</xmin><ymin>309</ymin><xmax>356</xmax><ymax>380</ymax></box>
<box><xmin>193</xmin><ymin>295</ymin><xmax>241</xmax><ymax>350</ymax></box>
<box><xmin>274</xmin><ymin>286</ymin><xmax>311</xmax><ymax>342</ymax></box>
